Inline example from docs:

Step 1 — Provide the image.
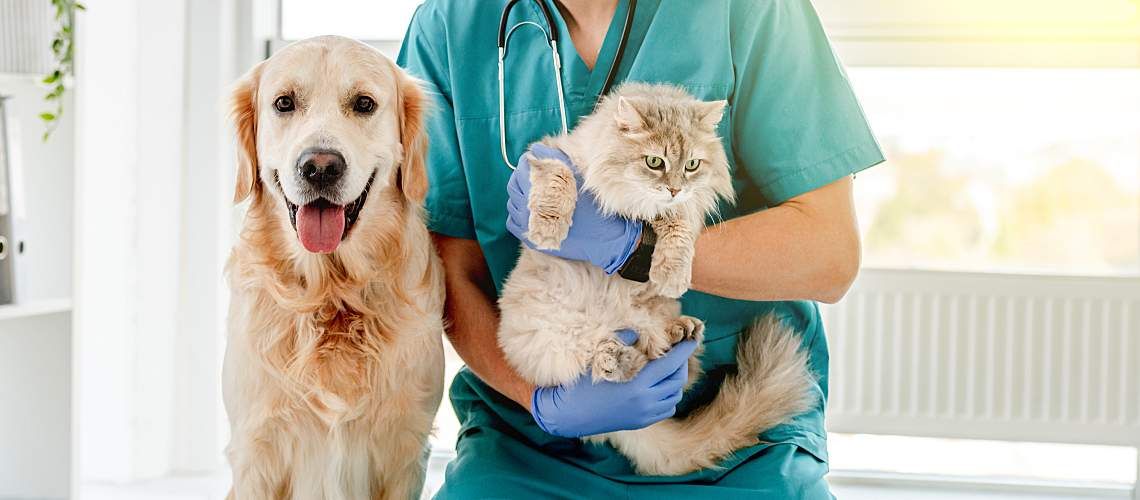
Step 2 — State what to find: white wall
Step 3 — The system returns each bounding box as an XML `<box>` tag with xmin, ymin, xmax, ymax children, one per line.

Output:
<box><xmin>174</xmin><ymin>0</ymin><xmax>242</xmax><ymax>473</ymax></box>
<box><xmin>73</xmin><ymin>0</ymin><xmax>254</xmax><ymax>485</ymax></box>
<box><xmin>74</xmin><ymin>0</ymin><xmax>184</xmax><ymax>482</ymax></box>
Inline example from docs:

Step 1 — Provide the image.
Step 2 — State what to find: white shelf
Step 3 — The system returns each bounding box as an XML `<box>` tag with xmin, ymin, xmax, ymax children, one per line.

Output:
<box><xmin>0</xmin><ymin>298</ymin><xmax>73</xmax><ymax>321</ymax></box>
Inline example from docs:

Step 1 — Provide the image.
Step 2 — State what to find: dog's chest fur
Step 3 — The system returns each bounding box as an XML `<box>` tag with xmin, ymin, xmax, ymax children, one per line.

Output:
<box><xmin>305</xmin><ymin>308</ymin><xmax>378</xmax><ymax>413</ymax></box>
<box><xmin>254</xmin><ymin>298</ymin><xmax>394</xmax><ymax>427</ymax></box>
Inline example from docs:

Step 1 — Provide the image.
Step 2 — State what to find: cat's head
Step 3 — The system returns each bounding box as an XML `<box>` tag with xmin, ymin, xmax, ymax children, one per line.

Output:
<box><xmin>578</xmin><ymin>84</ymin><xmax>736</xmax><ymax>221</ymax></box>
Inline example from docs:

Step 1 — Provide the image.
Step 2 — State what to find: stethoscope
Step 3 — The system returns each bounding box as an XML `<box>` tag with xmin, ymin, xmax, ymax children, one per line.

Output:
<box><xmin>497</xmin><ymin>0</ymin><xmax>637</xmax><ymax>169</ymax></box>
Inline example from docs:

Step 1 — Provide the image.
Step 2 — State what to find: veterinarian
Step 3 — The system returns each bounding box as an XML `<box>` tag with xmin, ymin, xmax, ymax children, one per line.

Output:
<box><xmin>398</xmin><ymin>0</ymin><xmax>883</xmax><ymax>497</ymax></box>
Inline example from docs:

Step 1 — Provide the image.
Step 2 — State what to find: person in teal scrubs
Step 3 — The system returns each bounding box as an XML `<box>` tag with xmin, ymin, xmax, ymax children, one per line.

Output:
<box><xmin>398</xmin><ymin>0</ymin><xmax>883</xmax><ymax>497</ymax></box>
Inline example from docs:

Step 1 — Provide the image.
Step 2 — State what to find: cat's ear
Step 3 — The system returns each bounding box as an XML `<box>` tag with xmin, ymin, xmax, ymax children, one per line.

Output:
<box><xmin>696</xmin><ymin>100</ymin><xmax>728</xmax><ymax>130</ymax></box>
<box><xmin>615</xmin><ymin>96</ymin><xmax>648</xmax><ymax>133</ymax></box>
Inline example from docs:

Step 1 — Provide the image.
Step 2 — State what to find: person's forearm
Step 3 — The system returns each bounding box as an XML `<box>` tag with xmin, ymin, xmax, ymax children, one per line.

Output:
<box><xmin>690</xmin><ymin>176</ymin><xmax>861</xmax><ymax>303</ymax></box>
<box><xmin>433</xmin><ymin>235</ymin><xmax>535</xmax><ymax>409</ymax></box>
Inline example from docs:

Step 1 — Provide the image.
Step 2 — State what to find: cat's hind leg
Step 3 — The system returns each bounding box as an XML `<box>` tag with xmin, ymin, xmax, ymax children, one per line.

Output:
<box><xmin>591</xmin><ymin>337</ymin><xmax>649</xmax><ymax>383</ymax></box>
<box><xmin>665</xmin><ymin>316</ymin><xmax>704</xmax><ymax>345</ymax></box>
<box><xmin>524</xmin><ymin>154</ymin><xmax>578</xmax><ymax>250</ymax></box>
<box><xmin>629</xmin><ymin>296</ymin><xmax>693</xmax><ymax>360</ymax></box>
<box><xmin>499</xmin><ymin>319</ymin><xmax>598</xmax><ymax>388</ymax></box>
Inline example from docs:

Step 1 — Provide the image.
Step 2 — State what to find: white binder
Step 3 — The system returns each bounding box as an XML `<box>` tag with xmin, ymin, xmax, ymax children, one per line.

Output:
<box><xmin>0</xmin><ymin>95</ymin><xmax>17</xmax><ymax>304</ymax></box>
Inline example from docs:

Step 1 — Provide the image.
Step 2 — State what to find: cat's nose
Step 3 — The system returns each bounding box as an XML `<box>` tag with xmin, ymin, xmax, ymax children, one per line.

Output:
<box><xmin>667</xmin><ymin>187</ymin><xmax>681</xmax><ymax>197</ymax></box>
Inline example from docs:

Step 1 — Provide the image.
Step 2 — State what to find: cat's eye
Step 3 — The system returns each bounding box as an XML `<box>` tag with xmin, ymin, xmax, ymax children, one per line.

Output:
<box><xmin>274</xmin><ymin>95</ymin><xmax>295</xmax><ymax>113</ymax></box>
<box><xmin>644</xmin><ymin>156</ymin><xmax>665</xmax><ymax>171</ymax></box>
<box><xmin>685</xmin><ymin>159</ymin><xmax>701</xmax><ymax>172</ymax></box>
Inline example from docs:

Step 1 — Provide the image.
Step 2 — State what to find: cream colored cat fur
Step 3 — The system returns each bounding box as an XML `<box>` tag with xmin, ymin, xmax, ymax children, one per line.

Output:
<box><xmin>498</xmin><ymin>83</ymin><xmax>816</xmax><ymax>476</ymax></box>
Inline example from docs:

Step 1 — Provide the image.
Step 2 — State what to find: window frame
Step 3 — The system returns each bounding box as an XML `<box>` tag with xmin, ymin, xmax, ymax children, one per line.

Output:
<box><xmin>814</xmin><ymin>0</ymin><xmax>1140</xmax><ymax>68</ymax></box>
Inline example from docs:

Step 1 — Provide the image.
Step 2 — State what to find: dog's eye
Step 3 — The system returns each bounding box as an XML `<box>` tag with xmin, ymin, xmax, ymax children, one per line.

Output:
<box><xmin>274</xmin><ymin>95</ymin><xmax>294</xmax><ymax>113</ymax></box>
<box><xmin>353</xmin><ymin>96</ymin><xmax>375</xmax><ymax>114</ymax></box>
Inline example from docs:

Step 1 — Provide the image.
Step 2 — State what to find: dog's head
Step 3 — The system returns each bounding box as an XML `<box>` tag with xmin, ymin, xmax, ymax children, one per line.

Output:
<box><xmin>230</xmin><ymin>35</ymin><xmax>427</xmax><ymax>254</ymax></box>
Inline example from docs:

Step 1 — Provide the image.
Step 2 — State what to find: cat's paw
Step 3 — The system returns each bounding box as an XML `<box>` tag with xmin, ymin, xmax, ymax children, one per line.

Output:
<box><xmin>526</xmin><ymin>212</ymin><xmax>571</xmax><ymax>250</ymax></box>
<box><xmin>666</xmin><ymin>316</ymin><xmax>704</xmax><ymax>345</ymax></box>
<box><xmin>649</xmin><ymin>261</ymin><xmax>692</xmax><ymax>298</ymax></box>
<box><xmin>525</xmin><ymin>157</ymin><xmax>577</xmax><ymax>250</ymax></box>
<box><xmin>591</xmin><ymin>338</ymin><xmax>648</xmax><ymax>383</ymax></box>
<box><xmin>639</xmin><ymin>334</ymin><xmax>673</xmax><ymax>360</ymax></box>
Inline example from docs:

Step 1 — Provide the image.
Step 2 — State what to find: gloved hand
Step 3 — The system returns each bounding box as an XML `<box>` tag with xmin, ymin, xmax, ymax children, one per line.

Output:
<box><xmin>506</xmin><ymin>144</ymin><xmax>642</xmax><ymax>274</ymax></box>
<box><xmin>530</xmin><ymin>331</ymin><xmax>699</xmax><ymax>438</ymax></box>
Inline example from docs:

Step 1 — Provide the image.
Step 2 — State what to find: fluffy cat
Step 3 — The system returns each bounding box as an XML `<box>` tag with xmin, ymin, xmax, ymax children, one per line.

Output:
<box><xmin>497</xmin><ymin>83</ymin><xmax>817</xmax><ymax>475</ymax></box>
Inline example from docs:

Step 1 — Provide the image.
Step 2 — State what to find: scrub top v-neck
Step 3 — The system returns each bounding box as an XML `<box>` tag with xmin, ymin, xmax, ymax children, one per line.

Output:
<box><xmin>543</xmin><ymin>0</ymin><xmax>630</xmax><ymax>108</ymax></box>
<box><xmin>398</xmin><ymin>0</ymin><xmax>884</xmax><ymax>496</ymax></box>
<box><xmin>499</xmin><ymin>0</ymin><xmax>634</xmax><ymax>168</ymax></box>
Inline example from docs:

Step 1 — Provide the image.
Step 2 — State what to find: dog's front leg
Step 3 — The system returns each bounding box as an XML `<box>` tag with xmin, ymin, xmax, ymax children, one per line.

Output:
<box><xmin>226</xmin><ymin>424</ymin><xmax>292</xmax><ymax>500</ymax></box>
<box><xmin>369</xmin><ymin>409</ymin><xmax>434</xmax><ymax>499</ymax></box>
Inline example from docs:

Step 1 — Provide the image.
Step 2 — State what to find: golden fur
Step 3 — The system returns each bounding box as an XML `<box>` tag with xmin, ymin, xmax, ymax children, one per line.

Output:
<box><xmin>223</xmin><ymin>36</ymin><xmax>444</xmax><ymax>499</ymax></box>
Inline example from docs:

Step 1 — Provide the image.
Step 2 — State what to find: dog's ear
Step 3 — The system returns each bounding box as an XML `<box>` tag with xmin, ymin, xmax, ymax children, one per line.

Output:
<box><xmin>395</xmin><ymin>72</ymin><xmax>429</xmax><ymax>203</ymax></box>
<box><xmin>230</xmin><ymin>63</ymin><xmax>263</xmax><ymax>204</ymax></box>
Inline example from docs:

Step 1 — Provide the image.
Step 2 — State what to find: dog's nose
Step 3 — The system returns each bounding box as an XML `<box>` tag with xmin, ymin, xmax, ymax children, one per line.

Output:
<box><xmin>296</xmin><ymin>148</ymin><xmax>346</xmax><ymax>188</ymax></box>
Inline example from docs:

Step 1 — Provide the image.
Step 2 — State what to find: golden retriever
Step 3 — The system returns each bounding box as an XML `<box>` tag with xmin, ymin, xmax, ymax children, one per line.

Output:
<box><xmin>223</xmin><ymin>36</ymin><xmax>444</xmax><ymax>499</ymax></box>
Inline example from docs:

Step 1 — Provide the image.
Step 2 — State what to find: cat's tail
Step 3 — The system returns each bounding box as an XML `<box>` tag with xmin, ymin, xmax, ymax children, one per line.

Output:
<box><xmin>600</xmin><ymin>314</ymin><xmax>817</xmax><ymax>476</ymax></box>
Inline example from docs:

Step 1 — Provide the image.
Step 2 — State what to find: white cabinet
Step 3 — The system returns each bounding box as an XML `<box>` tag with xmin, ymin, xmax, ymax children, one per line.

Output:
<box><xmin>0</xmin><ymin>73</ymin><xmax>76</xmax><ymax>499</ymax></box>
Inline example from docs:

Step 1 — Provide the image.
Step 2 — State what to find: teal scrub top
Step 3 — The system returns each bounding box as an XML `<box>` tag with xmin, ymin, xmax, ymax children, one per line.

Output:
<box><xmin>398</xmin><ymin>0</ymin><xmax>884</xmax><ymax>485</ymax></box>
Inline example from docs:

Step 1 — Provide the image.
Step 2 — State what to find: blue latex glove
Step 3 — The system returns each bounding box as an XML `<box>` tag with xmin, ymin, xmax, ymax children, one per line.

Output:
<box><xmin>506</xmin><ymin>144</ymin><xmax>642</xmax><ymax>274</ymax></box>
<box><xmin>530</xmin><ymin>332</ymin><xmax>699</xmax><ymax>438</ymax></box>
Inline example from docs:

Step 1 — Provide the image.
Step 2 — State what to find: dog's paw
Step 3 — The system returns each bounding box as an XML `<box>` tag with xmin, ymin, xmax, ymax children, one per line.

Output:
<box><xmin>666</xmin><ymin>316</ymin><xmax>705</xmax><ymax>345</ymax></box>
<box><xmin>591</xmin><ymin>338</ymin><xmax>648</xmax><ymax>383</ymax></box>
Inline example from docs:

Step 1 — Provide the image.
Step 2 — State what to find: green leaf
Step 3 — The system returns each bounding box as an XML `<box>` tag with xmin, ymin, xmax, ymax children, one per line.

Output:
<box><xmin>42</xmin><ymin>0</ymin><xmax>80</xmax><ymax>143</ymax></box>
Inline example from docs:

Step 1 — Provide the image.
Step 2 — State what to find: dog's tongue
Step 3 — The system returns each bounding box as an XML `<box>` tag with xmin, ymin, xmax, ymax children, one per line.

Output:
<box><xmin>296</xmin><ymin>203</ymin><xmax>346</xmax><ymax>253</ymax></box>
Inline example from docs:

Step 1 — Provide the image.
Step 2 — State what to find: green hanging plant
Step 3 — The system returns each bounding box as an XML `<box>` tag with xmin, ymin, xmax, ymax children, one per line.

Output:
<box><xmin>41</xmin><ymin>0</ymin><xmax>85</xmax><ymax>142</ymax></box>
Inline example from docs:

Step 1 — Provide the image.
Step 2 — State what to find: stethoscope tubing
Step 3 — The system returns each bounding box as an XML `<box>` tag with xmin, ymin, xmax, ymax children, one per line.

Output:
<box><xmin>497</xmin><ymin>0</ymin><xmax>636</xmax><ymax>170</ymax></box>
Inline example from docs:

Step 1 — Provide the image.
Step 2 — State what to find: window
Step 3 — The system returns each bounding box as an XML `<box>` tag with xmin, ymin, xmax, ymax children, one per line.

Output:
<box><xmin>819</xmin><ymin>0</ymin><xmax>1140</xmax><ymax>487</ymax></box>
<box><xmin>850</xmin><ymin>67</ymin><xmax>1140</xmax><ymax>275</ymax></box>
<box><xmin>815</xmin><ymin>0</ymin><xmax>1140</xmax><ymax>276</ymax></box>
<box><xmin>279</xmin><ymin>0</ymin><xmax>421</xmax><ymax>41</ymax></box>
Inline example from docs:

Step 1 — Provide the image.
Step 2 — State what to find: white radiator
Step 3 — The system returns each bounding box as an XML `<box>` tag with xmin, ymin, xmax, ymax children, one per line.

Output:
<box><xmin>822</xmin><ymin>269</ymin><xmax>1140</xmax><ymax>450</ymax></box>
